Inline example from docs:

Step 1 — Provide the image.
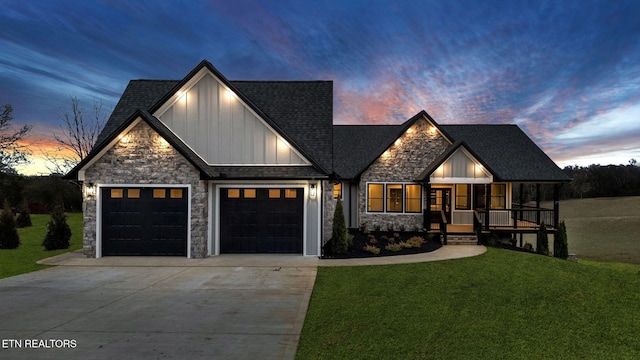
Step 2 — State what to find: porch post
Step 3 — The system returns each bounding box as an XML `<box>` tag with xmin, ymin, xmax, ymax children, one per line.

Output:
<box><xmin>553</xmin><ymin>183</ymin><xmax>560</xmax><ymax>228</ymax></box>
<box><xmin>484</xmin><ymin>184</ymin><xmax>491</xmax><ymax>231</ymax></box>
<box><xmin>536</xmin><ymin>183</ymin><xmax>541</xmax><ymax>225</ymax></box>
<box><xmin>424</xmin><ymin>183</ymin><xmax>431</xmax><ymax>231</ymax></box>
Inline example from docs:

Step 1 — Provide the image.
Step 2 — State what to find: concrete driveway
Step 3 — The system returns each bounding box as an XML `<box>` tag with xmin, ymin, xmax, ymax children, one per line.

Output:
<box><xmin>0</xmin><ymin>256</ymin><xmax>318</xmax><ymax>360</ymax></box>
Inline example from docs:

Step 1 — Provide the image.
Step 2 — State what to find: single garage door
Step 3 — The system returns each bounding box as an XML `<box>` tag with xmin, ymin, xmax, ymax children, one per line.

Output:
<box><xmin>102</xmin><ymin>187</ymin><xmax>188</xmax><ymax>256</ymax></box>
<box><xmin>220</xmin><ymin>188</ymin><xmax>303</xmax><ymax>253</ymax></box>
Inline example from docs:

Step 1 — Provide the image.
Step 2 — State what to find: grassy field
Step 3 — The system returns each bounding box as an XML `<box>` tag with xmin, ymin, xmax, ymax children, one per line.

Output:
<box><xmin>0</xmin><ymin>213</ymin><xmax>83</xmax><ymax>279</ymax></box>
<box><xmin>534</xmin><ymin>196</ymin><xmax>640</xmax><ymax>264</ymax></box>
<box><xmin>297</xmin><ymin>248</ymin><xmax>640</xmax><ymax>359</ymax></box>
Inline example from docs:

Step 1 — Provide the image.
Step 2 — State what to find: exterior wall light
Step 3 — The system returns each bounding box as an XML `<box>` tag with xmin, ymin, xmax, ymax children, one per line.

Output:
<box><xmin>85</xmin><ymin>183</ymin><xmax>96</xmax><ymax>198</ymax></box>
<box><xmin>118</xmin><ymin>134</ymin><xmax>131</xmax><ymax>144</ymax></box>
<box><xmin>310</xmin><ymin>184</ymin><xmax>317</xmax><ymax>198</ymax></box>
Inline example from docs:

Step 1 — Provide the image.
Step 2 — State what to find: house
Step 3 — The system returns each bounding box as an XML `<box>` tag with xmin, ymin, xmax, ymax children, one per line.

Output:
<box><xmin>66</xmin><ymin>59</ymin><xmax>570</xmax><ymax>258</ymax></box>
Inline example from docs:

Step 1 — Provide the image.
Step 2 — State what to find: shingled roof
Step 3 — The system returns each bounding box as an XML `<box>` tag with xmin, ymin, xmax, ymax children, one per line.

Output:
<box><xmin>439</xmin><ymin>124</ymin><xmax>570</xmax><ymax>182</ymax></box>
<box><xmin>333</xmin><ymin>116</ymin><xmax>569</xmax><ymax>182</ymax></box>
<box><xmin>87</xmin><ymin>63</ymin><xmax>333</xmax><ymax>179</ymax></box>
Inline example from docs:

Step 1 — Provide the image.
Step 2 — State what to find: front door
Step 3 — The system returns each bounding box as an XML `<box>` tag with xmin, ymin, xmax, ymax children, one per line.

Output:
<box><xmin>430</xmin><ymin>188</ymin><xmax>452</xmax><ymax>223</ymax></box>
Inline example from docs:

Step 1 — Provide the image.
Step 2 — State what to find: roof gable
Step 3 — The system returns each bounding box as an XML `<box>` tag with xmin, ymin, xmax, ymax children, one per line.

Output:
<box><xmin>84</xmin><ymin>60</ymin><xmax>333</xmax><ymax>176</ymax></box>
<box><xmin>419</xmin><ymin>142</ymin><xmax>493</xmax><ymax>184</ymax></box>
<box><xmin>154</xmin><ymin>70</ymin><xmax>311</xmax><ymax>166</ymax></box>
<box><xmin>440</xmin><ymin>125</ymin><xmax>570</xmax><ymax>182</ymax></box>
<box><xmin>333</xmin><ymin>111</ymin><xmax>451</xmax><ymax>179</ymax></box>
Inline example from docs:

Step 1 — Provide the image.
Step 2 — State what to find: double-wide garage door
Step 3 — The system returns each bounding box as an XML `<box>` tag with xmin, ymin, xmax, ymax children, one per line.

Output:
<box><xmin>220</xmin><ymin>188</ymin><xmax>303</xmax><ymax>253</ymax></box>
<box><xmin>101</xmin><ymin>187</ymin><xmax>188</xmax><ymax>256</ymax></box>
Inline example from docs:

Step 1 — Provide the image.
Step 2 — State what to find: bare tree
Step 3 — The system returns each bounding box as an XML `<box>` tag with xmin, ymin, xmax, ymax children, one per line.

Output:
<box><xmin>46</xmin><ymin>96</ymin><xmax>108</xmax><ymax>174</ymax></box>
<box><xmin>0</xmin><ymin>103</ymin><xmax>33</xmax><ymax>174</ymax></box>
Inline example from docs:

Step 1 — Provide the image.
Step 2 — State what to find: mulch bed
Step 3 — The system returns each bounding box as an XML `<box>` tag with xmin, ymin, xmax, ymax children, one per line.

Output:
<box><xmin>322</xmin><ymin>229</ymin><xmax>442</xmax><ymax>259</ymax></box>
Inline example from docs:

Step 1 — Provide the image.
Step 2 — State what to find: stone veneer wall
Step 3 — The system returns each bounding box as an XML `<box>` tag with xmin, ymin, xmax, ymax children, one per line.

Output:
<box><xmin>321</xmin><ymin>180</ymin><xmax>336</xmax><ymax>248</ymax></box>
<box><xmin>358</xmin><ymin>117</ymin><xmax>449</xmax><ymax>231</ymax></box>
<box><xmin>82</xmin><ymin>121</ymin><xmax>208</xmax><ymax>258</ymax></box>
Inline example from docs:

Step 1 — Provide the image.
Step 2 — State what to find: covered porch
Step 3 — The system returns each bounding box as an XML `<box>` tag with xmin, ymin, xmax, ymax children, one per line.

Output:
<box><xmin>425</xmin><ymin>183</ymin><xmax>562</xmax><ymax>245</ymax></box>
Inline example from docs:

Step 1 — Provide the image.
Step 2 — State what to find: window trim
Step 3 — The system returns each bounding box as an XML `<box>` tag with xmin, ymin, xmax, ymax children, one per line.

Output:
<box><xmin>455</xmin><ymin>184</ymin><xmax>471</xmax><ymax>210</ymax></box>
<box><xmin>367</xmin><ymin>183</ymin><xmax>384</xmax><ymax>213</ymax></box>
<box><xmin>365</xmin><ymin>182</ymin><xmax>423</xmax><ymax>214</ymax></box>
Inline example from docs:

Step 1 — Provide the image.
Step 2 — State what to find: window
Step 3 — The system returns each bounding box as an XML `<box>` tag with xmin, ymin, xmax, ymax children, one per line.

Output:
<box><xmin>367</xmin><ymin>183</ymin><xmax>422</xmax><ymax>213</ymax></box>
<box><xmin>367</xmin><ymin>184</ymin><xmax>384</xmax><ymax>212</ymax></box>
<box><xmin>227</xmin><ymin>189</ymin><xmax>240</xmax><ymax>198</ymax></box>
<box><xmin>269</xmin><ymin>189</ymin><xmax>281</xmax><ymax>198</ymax></box>
<box><xmin>491</xmin><ymin>184</ymin><xmax>506</xmax><ymax>209</ymax></box>
<box><xmin>153</xmin><ymin>189</ymin><xmax>166</xmax><ymax>198</ymax></box>
<box><xmin>284</xmin><ymin>189</ymin><xmax>297</xmax><ymax>198</ymax></box>
<box><xmin>386</xmin><ymin>184</ymin><xmax>403</xmax><ymax>212</ymax></box>
<box><xmin>170</xmin><ymin>189</ymin><xmax>183</xmax><ymax>198</ymax></box>
<box><xmin>110</xmin><ymin>189</ymin><xmax>124</xmax><ymax>199</ymax></box>
<box><xmin>244</xmin><ymin>189</ymin><xmax>256</xmax><ymax>198</ymax></box>
<box><xmin>333</xmin><ymin>182</ymin><xmax>342</xmax><ymax>199</ymax></box>
<box><xmin>455</xmin><ymin>184</ymin><xmax>471</xmax><ymax>210</ymax></box>
<box><xmin>127</xmin><ymin>189</ymin><xmax>140</xmax><ymax>199</ymax></box>
<box><xmin>405</xmin><ymin>185</ymin><xmax>422</xmax><ymax>213</ymax></box>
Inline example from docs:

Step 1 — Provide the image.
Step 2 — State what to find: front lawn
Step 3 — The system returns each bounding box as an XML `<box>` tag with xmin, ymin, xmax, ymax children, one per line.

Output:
<box><xmin>0</xmin><ymin>213</ymin><xmax>82</xmax><ymax>279</ymax></box>
<box><xmin>297</xmin><ymin>248</ymin><xmax>640</xmax><ymax>359</ymax></box>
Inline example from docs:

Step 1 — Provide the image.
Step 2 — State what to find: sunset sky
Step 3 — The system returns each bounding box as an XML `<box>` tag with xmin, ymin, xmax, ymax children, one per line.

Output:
<box><xmin>2</xmin><ymin>0</ymin><xmax>639</xmax><ymax>175</ymax></box>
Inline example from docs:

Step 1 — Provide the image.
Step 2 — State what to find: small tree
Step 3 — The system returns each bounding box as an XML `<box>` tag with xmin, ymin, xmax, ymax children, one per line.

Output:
<box><xmin>16</xmin><ymin>199</ymin><xmax>32</xmax><ymax>228</ymax></box>
<box><xmin>42</xmin><ymin>205</ymin><xmax>71</xmax><ymax>250</ymax></box>
<box><xmin>554</xmin><ymin>220</ymin><xmax>569</xmax><ymax>259</ymax></box>
<box><xmin>330</xmin><ymin>198</ymin><xmax>352</xmax><ymax>254</ymax></box>
<box><xmin>0</xmin><ymin>199</ymin><xmax>19</xmax><ymax>249</ymax></box>
<box><xmin>536</xmin><ymin>221</ymin><xmax>549</xmax><ymax>255</ymax></box>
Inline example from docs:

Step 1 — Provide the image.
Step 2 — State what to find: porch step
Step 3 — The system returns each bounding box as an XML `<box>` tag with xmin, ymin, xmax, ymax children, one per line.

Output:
<box><xmin>446</xmin><ymin>234</ymin><xmax>478</xmax><ymax>245</ymax></box>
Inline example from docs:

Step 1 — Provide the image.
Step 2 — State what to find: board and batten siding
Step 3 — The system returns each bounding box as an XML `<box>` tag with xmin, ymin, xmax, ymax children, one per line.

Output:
<box><xmin>158</xmin><ymin>73</ymin><xmax>308</xmax><ymax>166</ymax></box>
<box><xmin>430</xmin><ymin>147</ymin><xmax>491</xmax><ymax>184</ymax></box>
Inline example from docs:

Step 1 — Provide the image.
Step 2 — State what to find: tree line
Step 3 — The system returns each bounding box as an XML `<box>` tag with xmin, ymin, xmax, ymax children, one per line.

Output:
<box><xmin>560</xmin><ymin>160</ymin><xmax>640</xmax><ymax>199</ymax></box>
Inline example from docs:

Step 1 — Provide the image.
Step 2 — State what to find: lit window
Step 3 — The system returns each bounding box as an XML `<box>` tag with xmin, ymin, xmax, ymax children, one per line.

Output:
<box><xmin>227</xmin><ymin>189</ymin><xmax>240</xmax><ymax>198</ymax></box>
<box><xmin>127</xmin><ymin>189</ymin><xmax>140</xmax><ymax>199</ymax></box>
<box><xmin>244</xmin><ymin>189</ymin><xmax>256</xmax><ymax>198</ymax></box>
<box><xmin>153</xmin><ymin>189</ymin><xmax>166</xmax><ymax>198</ymax></box>
<box><xmin>269</xmin><ymin>189</ymin><xmax>281</xmax><ymax>198</ymax></box>
<box><xmin>285</xmin><ymin>189</ymin><xmax>297</xmax><ymax>198</ymax></box>
<box><xmin>491</xmin><ymin>184</ymin><xmax>506</xmax><ymax>209</ymax></box>
<box><xmin>455</xmin><ymin>184</ymin><xmax>471</xmax><ymax>210</ymax></box>
<box><xmin>170</xmin><ymin>189</ymin><xmax>183</xmax><ymax>198</ymax></box>
<box><xmin>405</xmin><ymin>185</ymin><xmax>422</xmax><ymax>213</ymax></box>
<box><xmin>333</xmin><ymin>182</ymin><xmax>342</xmax><ymax>199</ymax></box>
<box><xmin>367</xmin><ymin>184</ymin><xmax>384</xmax><ymax>212</ymax></box>
<box><xmin>111</xmin><ymin>189</ymin><xmax>124</xmax><ymax>199</ymax></box>
<box><xmin>386</xmin><ymin>184</ymin><xmax>403</xmax><ymax>212</ymax></box>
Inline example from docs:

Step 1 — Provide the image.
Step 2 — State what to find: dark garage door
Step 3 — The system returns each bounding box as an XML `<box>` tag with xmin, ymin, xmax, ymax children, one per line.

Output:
<box><xmin>102</xmin><ymin>187</ymin><xmax>188</xmax><ymax>256</ymax></box>
<box><xmin>220</xmin><ymin>188</ymin><xmax>303</xmax><ymax>253</ymax></box>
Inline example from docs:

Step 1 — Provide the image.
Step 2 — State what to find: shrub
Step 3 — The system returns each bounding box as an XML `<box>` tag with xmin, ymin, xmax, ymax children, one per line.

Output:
<box><xmin>523</xmin><ymin>242</ymin><xmax>534</xmax><ymax>252</ymax></box>
<box><xmin>399</xmin><ymin>241</ymin><xmax>412</xmax><ymax>249</ymax></box>
<box><xmin>399</xmin><ymin>224</ymin><xmax>406</xmax><ymax>232</ymax></box>
<box><xmin>367</xmin><ymin>234</ymin><xmax>378</xmax><ymax>244</ymax></box>
<box><xmin>373</xmin><ymin>224</ymin><xmax>381</xmax><ymax>232</ymax></box>
<box><xmin>385</xmin><ymin>241</ymin><xmax>402</xmax><ymax>252</ymax></box>
<box><xmin>536</xmin><ymin>221</ymin><xmax>549</xmax><ymax>255</ymax></box>
<box><xmin>42</xmin><ymin>205</ymin><xmax>71</xmax><ymax>251</ymax></box>
<box><xmin>554</xmin><ymin>221</ymin><xmax>569</xmax><ymax>259</ymax></box>
<box><xmin>406</xmin><ymin>236</ymin><xmax>425</xmax><ymax>248</ymax></box>
<box><xmin>393</xmin><ymin>232</ymin><xmax>400</xmax><ymax>240</ymax></box>
<box><xmin>16</xmin><ymin>199</ymin><xmax>32</xmax><ymax>228</ymax></box>
<box><xmin>329</xmin><ymin>198</ymin><xmax>352</xmax><ymax>254</ymax></box>
<box><xmin>0</xmin><ymin>199</ymin><xmax>20</xmax><ymax>249</ymax></box>
<box><xmin>386</xmin><ymin>223</ymin><xmax>394</xmax><ymax>232</ymax></box>
<box><xmin>363</xmin><ymin>243</ymin><xmax>380</xmax><ymax>255</ymax></box>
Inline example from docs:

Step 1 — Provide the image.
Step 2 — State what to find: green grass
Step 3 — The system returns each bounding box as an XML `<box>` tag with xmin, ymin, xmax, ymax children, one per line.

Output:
<box><xmin>0</xmin><ymin>213</ymin><xmax>82</xmax><ymax>279</ymax></box>
<box><xmin>297</xmin><ymin>248</ymin><xmax>640</xmax><ymax>359</ymax></box>
<box><xmin>536</xmin><ymin>196</ymin><xmax>640</xmax><ymax>264</ymax></box>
